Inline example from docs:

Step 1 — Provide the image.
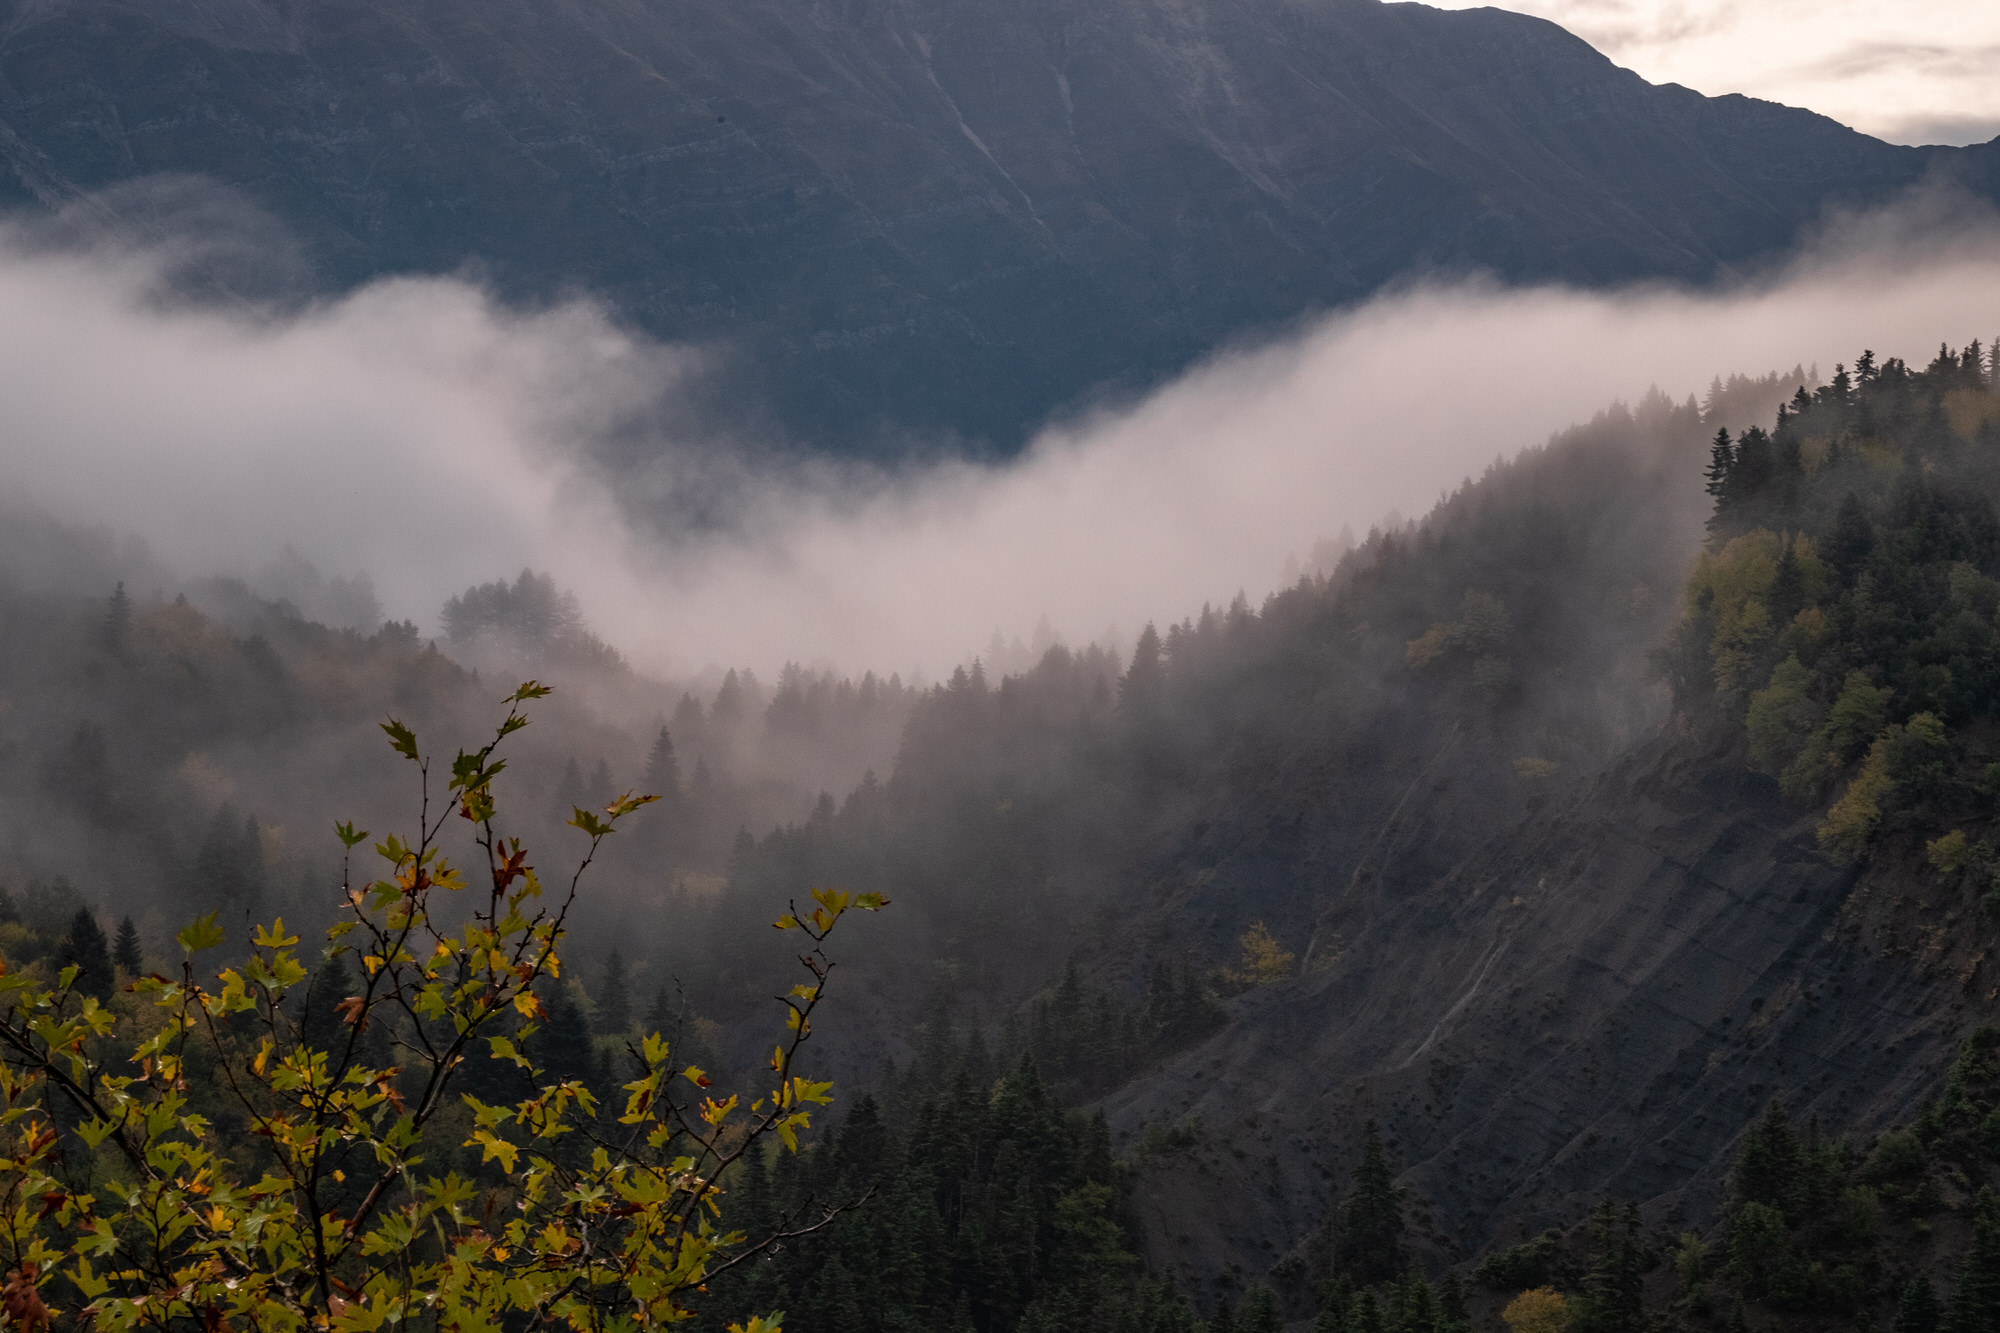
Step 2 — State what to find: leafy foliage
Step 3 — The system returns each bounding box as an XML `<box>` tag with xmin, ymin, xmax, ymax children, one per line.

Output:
<box><xmin>0</xmin><ymin>686</ymin><xmax>881</xmax><ymax>1332</ymax></box>
<box><xmin>1666</xmin><ymin>342</ymin><xmax>2000</xmax><ymax>862</ymax></box>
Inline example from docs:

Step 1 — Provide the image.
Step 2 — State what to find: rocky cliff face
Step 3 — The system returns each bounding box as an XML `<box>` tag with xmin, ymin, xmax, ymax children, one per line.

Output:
<box><xmin>1</xmin><ymin>0</ymin><xmax>1992</xmax><ymax>448</ymax></box>
<box><xmin>1104</xmin><ymin>735</ymin><xmax>1969</xmax><ymax>1292</ymax></box>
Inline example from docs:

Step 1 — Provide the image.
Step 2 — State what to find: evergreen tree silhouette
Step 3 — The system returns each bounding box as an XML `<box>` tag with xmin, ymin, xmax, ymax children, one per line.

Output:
<box><xmin>1944</xmin><ymin>1189</ymin><xmax>2000</xmax><ymax>1333</ymax></box>
<box><xmin>1121</xmin><ymin>623</ymin><xmax>1165</xmax><ymax>712</ymax></box>
<box><xmin>642</xmin><ymin>727</ymin><xmax>681</xmax><ymax>800</ymax></box>
<box><xmin>598</xmin><ymin>951</ymin><xmax>632</xmax><ymax>1038</ymax></box>
<box><xmin>301</xmin><ymin>951</ymin><xmax>356</xmax><ymax>1053</ymax></box>
<box><xmin>1895</xmin><ymin>1275</ymin><xmax>1941</xmax><ymax>1333</ymax></box>
<box><xmin>188</xmin><ymin>807</ymin><xmax>265</xmax><ymax>917</ymax></box>
<box><xmin>62</xmin><ymin>907</ymin><xmax>114</xmax><ymax>1003</ymax></box>
<box><xmin>1242</xmin><ymin>1285</ymin><xmax>1281</xmax><ymax>1333</ymax></box>
<box><xmin>554</xmin><ymin>758</ymin><xmax>585</xmax><ymax>815</ymax></box>
<box><xmin>1336</xmin><ymin>1121</ymin><xmax>1405</xmax><ymax>1286</ymax></box>
<box><xmin>103</xmin><ymin>581</ymin><xmax>131</xmax><ymax>656</ymax></box>
<box><xmin>112</xmin><ymin>916</ymin><xmax>142</xmax><ymax>976</ymax></box>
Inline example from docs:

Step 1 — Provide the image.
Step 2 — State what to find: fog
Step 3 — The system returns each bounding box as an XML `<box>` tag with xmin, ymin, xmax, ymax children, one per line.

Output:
<box><xmin>2</xmin><ymin>187</ymin><xmax>1999</xmax><ymax>679</ymax></box>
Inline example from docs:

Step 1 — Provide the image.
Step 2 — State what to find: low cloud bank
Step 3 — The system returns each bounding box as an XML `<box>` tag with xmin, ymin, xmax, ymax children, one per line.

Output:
<box><xmin>2</xmin><ymin>189</ymin><xmax>1999</xmax><ymax>680</ymax></box>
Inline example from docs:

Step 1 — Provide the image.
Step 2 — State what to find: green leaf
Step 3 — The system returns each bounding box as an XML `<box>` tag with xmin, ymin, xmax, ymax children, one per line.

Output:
<box><xmin>177</xmin><ymin>913</ymin><xmax>224</xmax><ymax>954</ymax></box>
<box><xmin>335</xmin><ymin>820</ymin><xmax>370</xmax><ymax>849</ymax></box>
<box><xmin>75</xmin><ymin>1117</ymin><xmax>116</xmax><ymax>1149</ymax></box>
<box><xmin>380</xmin><ymin>718</ymin><xmax>420</xmax><ymax>761</ymax></box>
<box><xmin>567</xmin><ymin>808</ymin><xmax>613</xmax><ymax>838</ymax></box>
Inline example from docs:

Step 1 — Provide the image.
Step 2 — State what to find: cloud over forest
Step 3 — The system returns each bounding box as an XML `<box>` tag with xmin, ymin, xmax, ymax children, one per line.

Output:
<box><xmin>3</xmin><ymin>186</ymin><xmax>2000</xmax><ymax>680</ymax></box>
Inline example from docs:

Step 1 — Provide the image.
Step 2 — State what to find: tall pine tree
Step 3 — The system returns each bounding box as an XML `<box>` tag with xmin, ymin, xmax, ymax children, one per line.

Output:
<box><xmin>112</xmin><ymin>916</ymin><xmax>142</xmax><ymax>976</ymax></box>
<box><xmin>598</xmin><ymin>951</ymin><xmax>633</xmax><ymax>1038</ymax></box>
<box><xmin>1336</xmin><ymin>1121</ymin><xmax>1405</xmax><ymax>1286</ymax></box>
<box><xmin>61</xmin><ymin>908</ymin><xmax>114</xmax><ymax>1003</ymax></box>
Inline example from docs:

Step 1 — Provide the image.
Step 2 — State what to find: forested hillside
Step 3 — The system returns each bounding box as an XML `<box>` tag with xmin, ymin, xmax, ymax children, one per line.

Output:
<box><xmin>9</xmin><ymin>343</ymin><xmax>2000</xmax><ymax>1330</ymax></box>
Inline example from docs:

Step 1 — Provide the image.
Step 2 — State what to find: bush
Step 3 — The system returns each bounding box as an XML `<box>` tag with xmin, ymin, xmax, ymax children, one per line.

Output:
<box><xmin>1501</xmin><ymin>1286</ymin><xmax>1569</xmax><ymax>1333</ymax></box>
<box><xmin>1475</xmin><ymin>1231</ymin><xmax>1569</xmax><ymax>1291</ymax></box>
<box><xmin>0</xmin><ymin>685</ymin><xmax>881</xmax><ymax>1333</ymax></box>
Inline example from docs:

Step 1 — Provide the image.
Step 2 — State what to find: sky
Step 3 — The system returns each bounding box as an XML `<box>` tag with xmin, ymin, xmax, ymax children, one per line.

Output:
<box><xmin>1426</xmin><ymin>0</ymin><xmax>2000</xmax><ymax>146</ymax></box>
<box><xmin>2</xmin><ymin>189</ymin><xmax>1998</xmax><ymax>681</ymax></box>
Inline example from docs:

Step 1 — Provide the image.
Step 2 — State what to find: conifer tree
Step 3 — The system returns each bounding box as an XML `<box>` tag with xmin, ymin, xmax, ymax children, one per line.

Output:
<box><xmin>188</xmin><ymin>806</ymin><xmax>266</xmax><ymax>915</ymax></box>
<box><xmin>645</xmin><ymin>984</ymin><xmax>674</xmax><ymax>1041</ymax></box>
<box><xmin>1767</xmin><ymin>545</ymin><xmax>1804</xmax><ymax>626</ymax></box>
<box><xmin>598</xmin><ymin>950</ymin><xmax>633</xmax><ymax>1037</ymax></box>
<box><xmin>642</xmin><ymin>727</ymin><xmax>682</xmax><ymax>801</ymax></box>
<box><xmin>1826</xmin><ymin>492</ymin><xmax>1874</xmax><ymax>581</ymax></box>
<box><xmin>1243</xmin><ymin>1285</ymin><xmax>1281</xmax><ymax>1333</ymax></box>
<box><xmin>554</xmin><ymin>758</ymin><xmax>585</xmax><ymax>814</ymax></box>
<box><xmin>1704</xmin><ymin>428</ymin><xmax>1734</xmax><ymax>500</ymax></box>
<box><xmin>1944</xmin><ymin>1189</ymin><xmax>2000</xmax><ymax>1333</ymax></box>
<box><xmin>1571</xmin><ymin>1200</ymin><xmax>1643</xmax><ymax>1333</ymax></box>
<box><xmin>1733</xmin><ymin>1102</ymin><xmax>1802</xmax><ymax>1218</ymax></box>
<box><xmin>300</xmin><ymin>951</ymin><xmax>356</xmax><ymax>1057</ymax></box>
<box><xmin>1122</xmin><ymin>623</ymin><xmax>1166</xmax><ymax>712</ymax></box>
<box><xmin>1437</xmin><ymin>1272</ymin><xmax>1469</xmax><ymax>1333</ymax></box>
<box><xmin>61</xmin><ymin>906</ymin><xmax>114</xmax><ymax>1002</ymax></box>
<box><xmin>112</xmin><ymin>914</ymin><xmax>143</xmax><ymax>975</ymax></box>
<box><xmin>1337</xmin><ymin>1121</ymin><xmax>1406</xmax><ymax>1286</ymax></box>
<box><xmin>1896</xmin><ymin>1276</ymin><xmax>1942</xmax><ymax>1333</ymax></box>
<box><xmin>587</xmin><ymin>758</ymin><xmax>615</xmax><ymax>812</ymax></box>
<box><xmin>103</xmin><ymin>580</ymin><xmax>131</xmax><ymax>656</ymax></box>
<box><xmin>538</xmin><ymin>984</ymin><xmax>598</xmax><ymax>1089</ymax></box>
<box><xmin>1391</xmin><ymin>1267</ymin><xmax>1435</xmax><ymax>1333</ymax></box>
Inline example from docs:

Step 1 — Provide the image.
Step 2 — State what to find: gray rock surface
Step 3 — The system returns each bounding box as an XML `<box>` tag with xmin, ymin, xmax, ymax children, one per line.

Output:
<box><xmin>1105</xmin><ymin>736</ymin><xmax>1968</xmax><ymax>1289</ymax></box>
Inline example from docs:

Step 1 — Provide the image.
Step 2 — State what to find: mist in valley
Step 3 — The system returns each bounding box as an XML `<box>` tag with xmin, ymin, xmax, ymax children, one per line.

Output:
<box><xmin>3</xmin><ymin>181</ymin><xmax>1997</xmax><ymax>999</ymax></box>
<box><xmin>1</xmin><ymin>185</ymin><xmax>1997</xmax><ymax>679</ymax></box>
<box><xmin>7</xmin><ymin>177</ymin><xmax>2000</xmax><ymax>1323</ymax></box>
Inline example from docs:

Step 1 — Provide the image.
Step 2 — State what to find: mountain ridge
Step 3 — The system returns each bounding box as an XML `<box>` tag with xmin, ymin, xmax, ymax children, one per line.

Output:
<box><xmin>1</xmin><ymin>0</ymin><xmax>1993</xmax><ymax>449</ymax></box>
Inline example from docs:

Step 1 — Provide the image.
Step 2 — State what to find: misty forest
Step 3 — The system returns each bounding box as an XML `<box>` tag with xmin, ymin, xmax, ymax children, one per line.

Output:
<box><xmin>7</xmin><ymin>1</ymin><xmax>2000</xmax><ymax>1331</ymax></box>
<box><xmin>1</xmin><ymin>339</ymin><xmax>1998</xmax><ymax>1333</ymax></box>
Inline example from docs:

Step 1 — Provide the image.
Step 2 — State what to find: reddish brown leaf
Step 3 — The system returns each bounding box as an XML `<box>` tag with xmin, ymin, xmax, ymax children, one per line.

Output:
<box><xmin>3</xmin><ymin>1264</ymin><xmax>49</xmax><ymax>1333</ymax></box>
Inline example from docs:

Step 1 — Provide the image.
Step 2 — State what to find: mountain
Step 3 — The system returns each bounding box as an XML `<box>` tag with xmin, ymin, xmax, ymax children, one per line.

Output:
<box><xmin>0</xmin><ymin>0</ymin><xmax>1994</xmax><ymax>449</ymax></box>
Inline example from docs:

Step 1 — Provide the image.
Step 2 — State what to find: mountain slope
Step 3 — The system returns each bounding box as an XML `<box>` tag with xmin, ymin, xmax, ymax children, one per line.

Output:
<box><xmin>0</xmin><ymin>0</ymin><xmax>1991</xmax><ymax>447</ymax></box>
<box><xmin>1086</xmin><ymin>349</ymin><xmax>2000</xmax><ymax>1311</ymax></box>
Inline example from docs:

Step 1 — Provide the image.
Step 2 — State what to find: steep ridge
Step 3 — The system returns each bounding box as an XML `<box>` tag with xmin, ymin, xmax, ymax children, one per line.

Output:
<box><xmin>0</xmin><ymin>0</ymin><xmax>1992</xmax><ymax>446</ymax></box>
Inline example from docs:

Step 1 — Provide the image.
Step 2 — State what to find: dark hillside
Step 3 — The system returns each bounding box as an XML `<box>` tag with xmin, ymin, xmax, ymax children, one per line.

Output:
<box><xmin>662</xmin><ymin>348</ymin><xmax>2000</xmax><ymax>1329</ymax></box>
<box><xmin>0</xmin><ymin>0</ymin><xmax>1992</xmax><ymax>446</ymax></box>
<box><xmin>1072</xmin><ymin>344</ymin><xmax>2000</xmax><ymax>1325</ymax></box>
